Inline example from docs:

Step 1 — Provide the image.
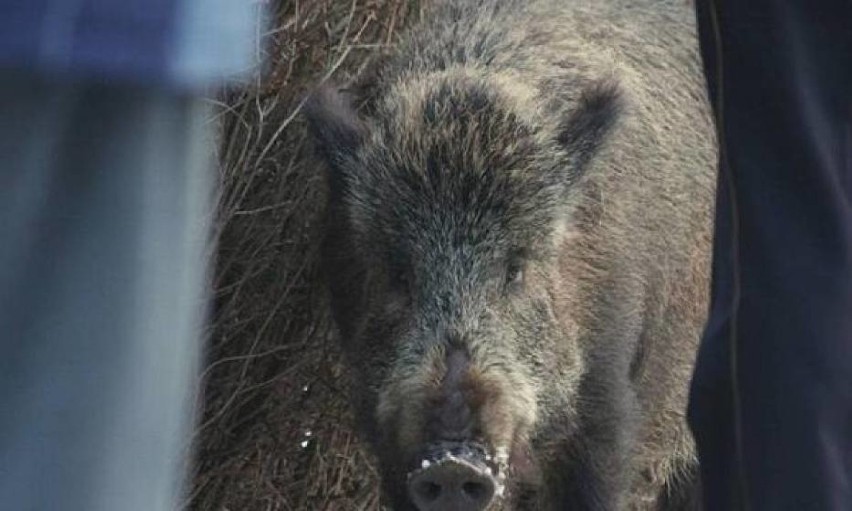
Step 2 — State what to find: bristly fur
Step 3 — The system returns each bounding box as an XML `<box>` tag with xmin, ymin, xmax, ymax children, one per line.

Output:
<box><xmin>305</xmin><ymin>0</ymin><xmax>716</xmax><ymax>509</ymax></box>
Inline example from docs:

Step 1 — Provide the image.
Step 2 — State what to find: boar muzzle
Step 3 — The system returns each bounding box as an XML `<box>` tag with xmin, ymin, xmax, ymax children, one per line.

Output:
<box><xmin>407</xmin><ymin>441</ymin><xmax>504</xmax><ymax>511</ymax></box>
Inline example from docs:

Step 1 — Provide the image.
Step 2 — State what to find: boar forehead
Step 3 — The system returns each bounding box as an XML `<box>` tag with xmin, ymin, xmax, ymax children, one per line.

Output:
<box><xmin>346</xmin><ymin>82</ymin><xmax>566</xmax><ymax>268</ymax></box>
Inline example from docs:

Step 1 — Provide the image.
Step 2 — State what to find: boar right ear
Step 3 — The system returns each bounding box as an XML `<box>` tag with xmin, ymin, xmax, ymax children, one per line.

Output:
<box><xmin>304</xmin><ymin>85</ymin><xmax>368</xmax><ymax>174</ymax></box>
<box><xmin>556</xmin><ymin>80</ymin><xmax>623</xmax><ymax>173</ymax></box>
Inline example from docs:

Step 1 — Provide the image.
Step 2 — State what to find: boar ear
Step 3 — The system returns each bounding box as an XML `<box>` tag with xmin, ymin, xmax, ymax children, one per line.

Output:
<box><xmin>304</xmin><ymin>85</ymin><xmax>368</xmax><ymax>182</ymax></box>
<box><xmin>556</xmin><ymin>80</ymin><xmax>623</xmax><ymax>173</ymax></box>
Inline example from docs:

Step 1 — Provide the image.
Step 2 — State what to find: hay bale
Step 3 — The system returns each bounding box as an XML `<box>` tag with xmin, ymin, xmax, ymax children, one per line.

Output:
<box><xmin>187</xmin><ymin>1</ymin><xmax>428</xmax><ymax>509</ymax></box>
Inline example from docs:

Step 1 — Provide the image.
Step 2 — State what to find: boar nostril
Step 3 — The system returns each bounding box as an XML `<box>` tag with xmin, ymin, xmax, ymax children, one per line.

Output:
<box><xmin>415</xmin><ymin>480</ymin><xmax>442</xmax><ymax>502</ymax></box>
<box><xmin>463</xmin><ymin>480</ymin><xmax>488</xmax><ymax>500</ymax></box>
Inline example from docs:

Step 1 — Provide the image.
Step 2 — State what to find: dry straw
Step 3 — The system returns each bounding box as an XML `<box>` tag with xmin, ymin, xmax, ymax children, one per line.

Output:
<box><xmin>187</xmin><ymin>1</ymin><xmax>428</xmax><ymax>509</ymax></box>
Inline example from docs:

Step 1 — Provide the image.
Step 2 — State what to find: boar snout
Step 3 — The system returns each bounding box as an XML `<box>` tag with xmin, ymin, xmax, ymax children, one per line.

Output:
<box><xmin>407</xmin><ymin>441</ymin><xmax>502</xmax><ymax>511</ymax></box>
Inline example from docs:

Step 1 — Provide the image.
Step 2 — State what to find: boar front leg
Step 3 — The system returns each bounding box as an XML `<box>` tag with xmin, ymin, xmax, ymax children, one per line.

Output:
<box><xmin>552</xmin><ymin>359</ymin><xmax>639</xmax><ymax>510</ymax></box>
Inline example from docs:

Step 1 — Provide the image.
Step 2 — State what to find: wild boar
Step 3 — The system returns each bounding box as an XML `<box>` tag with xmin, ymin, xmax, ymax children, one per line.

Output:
<box><xmin>305</xmin><ymin>0</ymin><xmax>715</xmax><ymax>509</ymax></box>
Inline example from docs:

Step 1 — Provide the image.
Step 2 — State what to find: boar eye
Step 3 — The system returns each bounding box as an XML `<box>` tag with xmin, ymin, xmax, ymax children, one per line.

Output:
<box><xmin>505</xmin><ymin>262</ymin><xmax>525</xmax><ymax>290</ymax></box>
<box><xmin>390</xmin><ymin>267</ymin><xmax>411</xmax><ymax>291</ymax></box>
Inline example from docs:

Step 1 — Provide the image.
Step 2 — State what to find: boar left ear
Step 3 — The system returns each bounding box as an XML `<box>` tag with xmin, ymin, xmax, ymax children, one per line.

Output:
<box><xmin>304</xmin><ymin>84</ymin><xmax>368</xmax><ymax>171</ymax></box>
<box><xmin>556</xmin><ymin>80</ymin><xmax>623</xmax><ymax>172</ymax></box>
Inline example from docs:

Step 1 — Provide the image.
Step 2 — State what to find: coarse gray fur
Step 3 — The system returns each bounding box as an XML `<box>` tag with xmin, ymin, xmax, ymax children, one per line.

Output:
<box><xmin>305</xmin><ymin>0</ymin><xmax>715</xmax><ymax>509</ymax></box>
